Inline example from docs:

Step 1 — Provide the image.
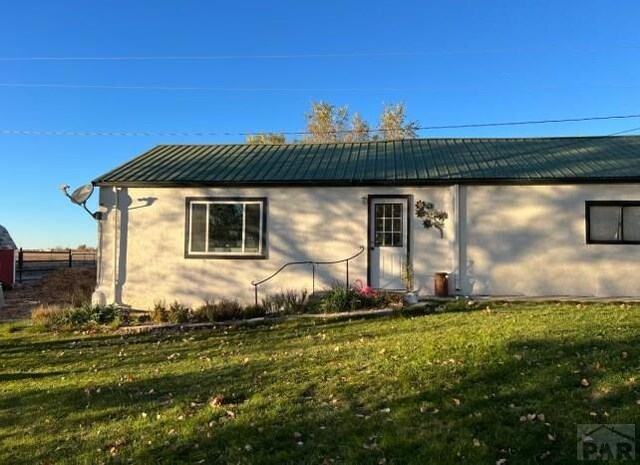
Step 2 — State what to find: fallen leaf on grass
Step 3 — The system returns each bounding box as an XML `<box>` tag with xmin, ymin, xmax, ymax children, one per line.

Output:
<box><xmin>538</xmin><ymin>450</ymin><xmax>552</xmax><ymax>460</ymax></box>
<box><xmin>209</xmin><ymin>394</ymin><xmax>225</xmax><ymax>408</ymax></box>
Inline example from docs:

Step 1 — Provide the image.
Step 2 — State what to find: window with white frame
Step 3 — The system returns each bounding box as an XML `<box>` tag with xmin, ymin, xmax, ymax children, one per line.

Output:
<box><xmin>186</xmin><ymin>198</ymin><xmax>266</xmax><ymax>257</ymax></box>
<box><xmin>586</xmin><ymin>201</ymin><xmax>640</xmax><ymax>244</ymax></box>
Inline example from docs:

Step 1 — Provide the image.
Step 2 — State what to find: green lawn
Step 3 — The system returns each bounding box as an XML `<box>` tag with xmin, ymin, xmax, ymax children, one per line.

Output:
<box><xmin>0</xmin><ymin>302</ymin><xmax>638</xmax><ymax>464</ymax></box>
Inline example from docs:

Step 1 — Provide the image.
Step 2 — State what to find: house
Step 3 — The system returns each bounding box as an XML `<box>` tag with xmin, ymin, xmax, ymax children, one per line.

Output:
<box><xmin>91</xmin><ymin>136</ymin><xmax>640</xmax><ymax>309</ymax></box>
<box><xmin>0</xmin><ymin>224</ymin><xmax>17</xmax><ymax>289</ymax></box>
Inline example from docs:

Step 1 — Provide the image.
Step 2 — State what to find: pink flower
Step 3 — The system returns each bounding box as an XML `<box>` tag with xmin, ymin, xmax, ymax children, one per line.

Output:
<box><xmin>354</xmin><ymin>279</ymin><xmax>377</xmax><ymax>297</ymax></box>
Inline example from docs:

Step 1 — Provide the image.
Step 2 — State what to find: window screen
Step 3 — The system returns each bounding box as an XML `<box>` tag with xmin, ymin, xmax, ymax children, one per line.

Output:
<box><xmin>187</xmin><ymin>199</ymin><xmax>266</xmax><ymax>257</ymax></box>
<box><xmin>586</xmin><ymin>202</ymin><xmax>640</xmax><ymax>244</ymax></box>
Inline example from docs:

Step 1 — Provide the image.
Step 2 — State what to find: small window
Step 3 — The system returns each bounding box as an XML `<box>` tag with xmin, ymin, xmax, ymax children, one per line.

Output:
<box><xmin>586</xmin><ymin>201</ymin><xmax>640</xmax><ymax>244</ymax></box>
<box><xmin>186</xmin><ymin>198</ymin><xmax>267</xmax><ymax>258</ymax></box>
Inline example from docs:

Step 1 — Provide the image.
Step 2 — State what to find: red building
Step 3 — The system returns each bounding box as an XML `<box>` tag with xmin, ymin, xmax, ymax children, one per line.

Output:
<box><xmin>0</xmin><ymin>225</ymin><xmax>16</xmax><ymax>289</ymax></box>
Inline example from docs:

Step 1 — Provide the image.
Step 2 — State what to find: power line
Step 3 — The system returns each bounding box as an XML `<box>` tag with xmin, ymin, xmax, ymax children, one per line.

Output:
<box><xmin>0</xmin><ymin>46</ymin><xmax>639</xmax><ymax>61</ymax></box>
<box><xmin>2</xmin><ymin>113</ymin><xmax>640</xmax><ymax>138</ymax></box>
<box><xmin>0</xmin><ymin>82</ymin><xmax>638</xmax><ymax>93</ymax></box>
<box><xmin>609</xmin><ymin>125</ymin><xmax>640</xmax><ymax>136</ymax></box>
<box><xmin>0</xmin><ymin>52</ymin><xmax>442</xmax><ymax>61</ymax></box>
<box><xmin>0</xmin><ymin>83</ymin><xmax>483</xmax><ymax>92</ymax></box>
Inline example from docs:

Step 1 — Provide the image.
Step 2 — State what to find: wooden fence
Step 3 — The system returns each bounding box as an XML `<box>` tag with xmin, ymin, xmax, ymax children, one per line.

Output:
<box><xmin>16</xmin><ymin>248</ymin><xmax>97</xmax><ymax>283</ymax></box>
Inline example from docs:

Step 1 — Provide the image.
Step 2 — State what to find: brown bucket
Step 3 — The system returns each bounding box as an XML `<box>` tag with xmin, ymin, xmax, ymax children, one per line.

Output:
<box><xmin>434</xmin><ymin>272</ymin><xmax>449</xmax><ymax>297</ymax></box>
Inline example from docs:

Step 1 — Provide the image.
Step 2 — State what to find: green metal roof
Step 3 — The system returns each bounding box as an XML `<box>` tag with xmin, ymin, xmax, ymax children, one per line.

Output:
<box><xmin>94</xmin><ymin>136</ymin><xmax>640</xmax><ymax>186</ymax></box>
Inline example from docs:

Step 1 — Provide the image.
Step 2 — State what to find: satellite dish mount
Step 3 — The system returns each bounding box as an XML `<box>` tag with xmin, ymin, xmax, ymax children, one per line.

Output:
<box><xmin>61</xmin><ymin>183</ymin><xmax>103</xmax><ymax>220</ymax></box>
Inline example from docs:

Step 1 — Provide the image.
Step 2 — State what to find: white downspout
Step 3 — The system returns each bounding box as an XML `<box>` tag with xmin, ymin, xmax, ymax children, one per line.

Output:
<box><xmin>96</xmin><ymin>213</ymin><xmax>102</xmax><ymax>287</ymax></box>
<box><xmin>91</xmin><ymin>188</ymin><xmax>108</xmax><ymax>307</ymax></box>
<box><xmin>452</xmin><ymin>184</ymin><xmax>460</xmax><ymax>295</ymax></box>
<box><xmin>113</xmin><ymin>186</ymin><xmax>119</xmax><ymax>304</ymax></box>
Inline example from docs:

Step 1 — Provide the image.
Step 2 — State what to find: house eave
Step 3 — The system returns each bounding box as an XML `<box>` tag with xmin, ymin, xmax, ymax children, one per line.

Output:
<box><xmin>92</xmin><ymin>177</ymin><xmax>640</xmax><ymax>188</ymax></box>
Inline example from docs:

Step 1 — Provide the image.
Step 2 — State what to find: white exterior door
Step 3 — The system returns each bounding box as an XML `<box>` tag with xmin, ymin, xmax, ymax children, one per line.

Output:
<box><xmin>369</xmin><ymin>197</ymin><xmax>409</xmax><ymax>289</ymax></box>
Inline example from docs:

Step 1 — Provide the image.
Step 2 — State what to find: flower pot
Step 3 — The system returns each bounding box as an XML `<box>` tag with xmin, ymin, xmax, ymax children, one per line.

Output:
<box><xmin>434</xmin><ymin>272</ymin><xmax>449</xmax><ymax>297</ymax></box>
<box><xmin>403</xmin><ymin>292</ymin><xmax>418</xmax><ymax>305</ymax></box>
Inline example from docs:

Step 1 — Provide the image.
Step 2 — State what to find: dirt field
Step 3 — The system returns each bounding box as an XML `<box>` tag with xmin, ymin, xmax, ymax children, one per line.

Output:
<box><xmin>16</xmin><ymin>250</ymin><xmax>96</xmax><ymax>283</ymax></box>
<box><xmin>0</xmin><ymin>268</ymin><xmax>96</xmax><ymax>321</ymax></box>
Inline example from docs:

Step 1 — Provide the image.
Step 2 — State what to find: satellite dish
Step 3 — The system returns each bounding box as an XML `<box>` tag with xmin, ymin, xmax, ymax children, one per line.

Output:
<box><xmin>61</xmin><ymin>182</ymin><xmax>102</xmax><ymax>220</ymax></box>
<box><xmin>70</xmin><ymin>184</ymin><xmax>94</xmax><ymax>205</ymax></box>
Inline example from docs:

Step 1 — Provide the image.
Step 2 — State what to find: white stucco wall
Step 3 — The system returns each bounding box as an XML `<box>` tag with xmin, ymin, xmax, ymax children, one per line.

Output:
<box><xmin>460</xmin><ymin>184</ymin><xmax>640</xmax><ymax>297</ymax></box>
<box><xmin>94</xmin><ymin>182</ymin><xmax>640</xmax><ymax>309</ymax></box>
<box><xmin>94</xmin><ymin>186</ymin><xmax>453</xmax><ymax>310</ymax></box>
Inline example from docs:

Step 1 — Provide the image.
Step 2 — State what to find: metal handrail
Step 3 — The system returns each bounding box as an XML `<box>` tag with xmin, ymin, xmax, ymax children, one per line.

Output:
<box><xmin>250</xmin><ymin>245</ymin><xmax>365</xmax><ymax>306</ymax></box>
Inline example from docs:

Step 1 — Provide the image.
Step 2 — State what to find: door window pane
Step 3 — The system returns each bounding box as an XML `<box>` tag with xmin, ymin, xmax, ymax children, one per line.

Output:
<box><xmin>373</xmin><ymin>202</ymin><xmax>403</xmax><ymax>247</ymax></box>
<box><xmin>589</xmin><ymin>206</ymin><xmax>621</xmax><ymax>241</ymax></box>
<box><xmin>375</xmin><ymin>204</ymin><xmax>384</xmax><ymax>218</ymax></box>
<box><xmin>190</xmin><ymin>204</ymin><xmax>207</xmax><ymax>252</ymax></box>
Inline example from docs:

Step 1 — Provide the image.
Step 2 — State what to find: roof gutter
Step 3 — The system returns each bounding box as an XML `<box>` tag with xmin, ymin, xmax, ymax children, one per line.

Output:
<box><xmin>92</xmin><ymin>177</ymin><xmax>640</xmax><ymax>188</ymax></box>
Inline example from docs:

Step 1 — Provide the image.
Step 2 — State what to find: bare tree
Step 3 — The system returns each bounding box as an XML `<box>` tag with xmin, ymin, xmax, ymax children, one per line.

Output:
<box><xmin>378</xmin><ymin>102</ymin><xmax>419</xmax><ymax>140</ymax></box>
<box><xmin>246</xmin><ymin>133</ymin><xmax>286</xmax><ymax>144</ymax></box>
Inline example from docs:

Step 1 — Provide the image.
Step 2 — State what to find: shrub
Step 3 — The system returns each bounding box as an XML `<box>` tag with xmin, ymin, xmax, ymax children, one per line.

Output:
<box><xmin>31</xmin><ymin>305</ymin><xmax>66</xmax><ymax>329</ymax></box>
<box><xmin>243</xmin><ymin>304</ymin><xmax>267</xmax><ymax>319</ymax></box>
<box><xmin>137</xmin><ymin>313</ymin><xmax>151</xmax><ymax>324</ymax></box>
<box><xmin>317</xmin><ymin>284</ymin><xmax>403</xmax><ymax>313</ymax></box>
<box><xmin>193</xmin><ymin>298</ymin><xmax>244</xmax><ymax>322</ymax></box>
<box><xmin>319</xmin><ymin>285</ymin><xmax>363</xmax><ymax>313</ymax></box>
<box><xmin>151</xmin><ymin>300</ymin><xmax>169</xmax><ymax>323</ymax></box>
<box><xmin>261</xmin><ymin>289</ymin><xmax>308</xmax><ymax>315</ymax></box>
<box><xmin>191</xmin><ymin>300</ymin><xmax>214</xmax><ymax>322</ymax></box>
<box><xmin>370</xmin><ymin>290</ymin><xmax>404</xmax><ymax>308</ymax></box>
<box><xmin>32</xmin><ymin>303</ymin><xmax>128</xmax><ymax>330</ymax></box>
<box><xmin>261</xmin><ymin>293</ymin><xmax>284</xmax><ymax>315</ymax></box>
<box><xmin>167</xmin><ymin>301</ymin><xmax>190</xmax><ymax>323</ymax></box>
<box><xmin>150</xmin><ymin>300</ymin><xmax>190</xmax><ymax>323</ymax></box>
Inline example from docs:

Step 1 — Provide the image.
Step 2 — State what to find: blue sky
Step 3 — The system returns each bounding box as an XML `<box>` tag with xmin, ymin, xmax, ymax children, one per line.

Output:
<box><xmin>1</xmin><ymin>0</ymin><xmax>639</xmax><ymax>248</ymax></box>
